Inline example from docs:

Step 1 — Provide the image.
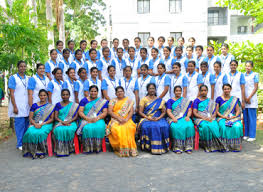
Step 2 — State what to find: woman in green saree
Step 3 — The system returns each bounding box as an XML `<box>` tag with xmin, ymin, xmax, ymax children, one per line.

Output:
<box><xmin>77</xmin><ymin>85</ymin><xmax>108</xmax><ymax>154</ymax></box>
<box><xmin>166</xmin><ymin>86</ymin><xmax>195</xmax><ymax>154</ymax></box>
<box><xmin>216</xmin><ymin>84</ymin><xmax>243</xmax><ymax>152</ymax></box>
<box><xmin>53</xmin><ymin>89</ymin><xmax>79</xmax><ymax>157</ymax></box>
<box><xmin>193</xmin><ymin>85</ymin><xmax>224</xmax><ymax>152</ymax></box>
<box><xmin>22</xmin><ymin>89</ymin><xmax>54</xmax><ymax>159</ymax></box>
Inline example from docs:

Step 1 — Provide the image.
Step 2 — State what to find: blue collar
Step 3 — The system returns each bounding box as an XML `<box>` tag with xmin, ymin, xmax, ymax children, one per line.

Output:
<box><xmin>158</xmin><ymin>73</ymin><xmax>165</xmax><ymax>79</ymax></box>
<box><xmin>135</xmin><ymin>46</ymin><xmax>142</xmax><ymax>51</ymax></box>
<box><xmin>141</xmin><ymin>57</ymin><xmax>148</xmax><ymax>62</ymax></box>
<box><xmin>68</xmin><ymin>79</ymin><xmax>74</xmax><ymax>84</ymax></box>
<box><xmin>124</xmin><ymin>77</ymin><xmax>132</xmax><ymax>82</ymax></box>
<box><xmin>50</xmin><ymin>59</ymin><xmax>57</xmax><ymax>65</ymax></box>
<box><xmin>164</xmin><ymin>56</ymin><xmax>171</xmax><ymax>61</ymax></box>
<box><xmin>90</xmin><ymin>78</ymin><xmax>98</xmax><ymax>84</ymax></box>
<box><xmin>103</xmin><ymin>57</ymin><xmax>110</xmax><ymax>62</ymax></box>
<box><xmin>78</xmin><ymin>78</ymin><xmax>85</xmax><ymax>84</ymax></box>
<box><xmin>174</xmin><ymin>73</ymin><xmax>182</xmax><ymax>78</ymax></box>
<box><xmin>69</xmin><ymin>49</ymin><xmax>75</xmax><ymax>54</ymax></box>
<box><xmin>175</xmin><ymin>56</ymin><xmax>183</xmax><ymax>60</ymax></box>
<box><xmin>54</xmin><ymin>79</ymin><xmax>62</xmax><ymax>85</ymax></box>
<box><xmin>207</xmin><ymin>55</ymin><xmax>214</xmax><ymax>60</ymax></box>
<box><xmin>128</xmin><ymin>57</ymin><xmax>135</xmax><ymax>62</ymax></box>
<box><xmin>75</xmin><ymin>59</ymin><xmax>82</xmax><ymax>65</ymax></box>
<box><xmin>142</xmin><ymin>74</ymin><xmax>150</xmax><ymax>80</ymax></box>
<box><xmin>188</xmin><ymin>71</ymin><xmax>196</xmax><ymax>77</ymax></box>
<box><xmin>63</xmin><ymin>58</ymin><xmax>69</xmax><ymax>65</ymax></box>
<box><xmin>151</xmin><ymin>57</ymin><xmax>158</xmax><ymax>62</ymax></box>
<box><xmin>202</xmin><ymin>71</ymin><xmax>209</xmax><ymax>77</ymax></box>
<box><xmin>36</xmin><ymin>73</ymin><xmax>45</xmax><ymax>80</ymax></box>
<box><xmin>215</xmin><ymin>72</ymin><xmax>222</xmax><ymax>77</ymax></box>
<box><xmin>109</xmin><ymin>77</ymin><xmax>115</xmax><ymax>81</ymax></box>
<box><xmin>56</xmin><ymin>49</ymin><xmax>62</xmax><ymax>55</ymax></box>
<box><xmin>17</xmin><ymin>73</ymin><xmax>26</xmax><ymax>79</ymax></box>
<box><xmin>229</xmin><ymin>71</ymin><xmax>238</xmax><ymax>76</ymax></box>
<box><xmin>117</xmin><ymin>57</ymin><xmax>124</xmax><ymax>63</ymax></box>
<box><xmin>245</xmin><ymin>71</ymin><xmax>253</xmax><ymax>76</ymax></box>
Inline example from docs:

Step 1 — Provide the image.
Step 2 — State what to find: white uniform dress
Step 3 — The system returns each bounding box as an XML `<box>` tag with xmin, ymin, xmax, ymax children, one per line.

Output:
<box><xmin>63</xmin><ymin>79</ymin><xmax>75</xmax><ymax>102</ymax></box>
<box><xmin>226</xmin><ymin>71</ymin><xmax>245</xmax><ymax>101</ymax></box>
<box><xmin>48</xmin><ymin>79</ymin><xmax>63</xmax><ymax>105</ymax></box>
<box><xmin>155</xmin><ymin>74</ymin><xmax>170</xmax><ymax>102</ymax></box>
<box><xmin>125</xmin><ymin>57</ymin><xmax>138</xmax><ymax>79</ymax></box>
<box><xmin>31</xmin><ymin>74</ymin><xmax>50</xmax><ymax>104</ymax></box>
<box><xmin>170</xmin><ymin>73</ymin><xmax>187</xmax><ymax>98</ymax></box>
<box><xmin>244</xmin><ymin>72</ymin><xmax>258</xmax><ymax>108</ymax></box>
<box><xmin>120</xmin><ymin>77</ymin><xmax>137</xmax><ymax>110</ymax></box>
<box><xmin>137</xmin><ymin>75</ymin><xmax>153</xmax><ymax>100</ymax></box>
<box><xmin>220</xmin><ymin>54</ymin><xmax>234</xmax><ymax>74</ymax></box>
<box><xmin>88</xmin><ymin>78</ymin><xmax>102</xmax><ymax>98</ymax></box>
<box><xmin>186</xmin><ymin>71</ymin><xmax>202</xmax><ymax>101</ymax></box>
<box><xmin>76</xmin><ymin>79</ymin><xmax>86</xmax><ymax>102</ymax></box>
<box><xmin>45</xmin><ymin>60</ymin><xmax>57</xmax><ymax>80</ymax></box>
<box><xmin>173</xmin><ymin>56</ymin><xmax>186</xmax><ymax>75</ymax></box>
<box><xmin>204</xmin><ymin>55</ymin><xmax>221</xmax><ymax>74</ymax></box>
<box><xmin>70</xmin><ymin>59</ymin><xmax>86</xmax><ymax>79</ymax></box>
<box><xmin>201</xmin><ymin>72</ymin><xmax>214</xmax><ymax>99</ymax></box>
<box><xmin>102</xmin><ymin>77</ymin><xmax>119</xmax><ymax>100</ymax></box>
<box><xmin>87</xmin><ymin>60</ymin><xmax>98</xmax><ymax>79</ymax></box>
<box><xmin>100</xmin><ymin>57</ymin><xmax>112</xmax><ymax>79</ymax></box>
<box><xmin>8</xmin><ymin>74</ymin><xmax>30</xmax><ymax>118</ymax></box>
<box><xmin>149</xmin><ymin>57</ymin><xmax>161</xmax><ymax>75</ymax></box>
<box><xmin>162</xmin><ymin>56</ymin><xmax>174</xmax><ymax>78</ymax></box>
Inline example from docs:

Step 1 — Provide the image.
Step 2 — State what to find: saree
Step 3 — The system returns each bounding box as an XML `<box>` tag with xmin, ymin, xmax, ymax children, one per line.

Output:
<box><xmin>138</xmin><ymin>97</ymin><xmax>170</xmax><ymax>155</ymax></box>
<box><xmin>194</xmin><ymin>98</ymin><xmax>224</xmax><ymax>152</ymax></box>
<box><xmin>22</xmin><ymin>103</ymin><xmax>54</xmax><ymax>158</ymax></box>
<box><xmin>167</xmin><ymin>97</ymin><xmax>195</xmax><ymax>153</ymax></box>
<box><xmin>217</xmin><ymin>96</ymin><xmax>243</xmax><ymax>152</ymax></box>
<box><xmin>107</xmin><ymin>97</ymin><xmax>138</xmax><ymax>157</ymax></box>
<box><xmin>77</xmin><ymin>97</ymin><xmax>108</xmax><ymax>153</ymax></box>
<box><xmin>53</xmin><ymin>102</ymin><xmax>79</xmax><ymax>157</ymax></box>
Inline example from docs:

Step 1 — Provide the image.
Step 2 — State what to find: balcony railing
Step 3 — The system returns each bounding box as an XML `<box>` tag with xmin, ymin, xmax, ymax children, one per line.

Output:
<box><xmin>208</xmin><ymin>17</ymin><xmax>228</xmax><ymax>26</ymax></box>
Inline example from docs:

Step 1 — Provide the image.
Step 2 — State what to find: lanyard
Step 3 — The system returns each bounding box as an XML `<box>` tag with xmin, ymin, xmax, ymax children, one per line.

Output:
<box><xmin>230</xmin><ymin>73</ymin><xmax>237</xmax><ymax>86</ymax></box>
<box><xmin>91</xmin><ymin>78</ymin><xmax>97</xmax><ymax>86</ymax></box>
<box><xmin>140</xmin><ymin>76</ymin><xmax>149</xmax><ymax>89</ymax></box>
<box><xmin>173</xmin><ymin>74</ymin><xmax>181</xmax><ymax>86</ymax></box>
<box><xmin>117</xmin><ymin>58</ymin><xmax>123</xmax><ymax>70</ymax></box>
<box><xmin>68</xmin><ymin>79</ymin><xmax>74</xmax><ymax>90</ymax></box>
<box><xmin>38</xmin><ymin>75</ymin><xmax>46</xmax><ymax>87</ymax></box>
<box><xmin>128</xmin><ymin>58</ymin><xmax>135</xmax><ymax>68</ymax></box>
<box><xmin>207</xmin><ymin>56</ymin><xmax>214</xmax><ymax>66</ymax></box>
<box><xmin>157</xmin><ymin>74</ymin><xmax>165</xmax><ymax>89</ymax></box>
<box><xmin>55</xmin><ymin>79</ymin><xmax>62</xmax><ymax>90</ymax></box>
<box><xmin>17</xmin><ymin>74</ymin><xmax>27</xmax><ymax>89</ymax></box>
<box><xmin>187</xmin><ymin>73</ymin><xmax>194</xmax><ymax>86</ymax></box>
<box><xmin>124</xmin><ymin>79</ymin><xmax>132</xmax><ymax>91</ymax></box>
<box><xmin>109</xmin><ymin>78</ymin><xmax>116</xmax><ymax>89</ymax></box>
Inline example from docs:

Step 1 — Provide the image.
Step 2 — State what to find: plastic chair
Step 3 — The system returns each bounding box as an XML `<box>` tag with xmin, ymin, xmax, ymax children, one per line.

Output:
<box><xmin>47</xmin><ymin>132</ymin><xmax>53</xmax><ymax>157</ymax></box>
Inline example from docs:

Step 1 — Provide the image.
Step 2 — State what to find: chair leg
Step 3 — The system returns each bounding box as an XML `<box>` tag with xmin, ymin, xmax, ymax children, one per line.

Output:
<box><xmin>102</xmin><ymin>137</ymin><xmax>106</xmax><ymax>152</ymax></box>
<box><xmin>47</xmin><ymin>132</ymin><xmax>53</xmax><ymax>157</ymax></box>
<box><xmin>194</xmin><ymin>126</ymin><xmax>199</xmax><ymax>150</ymax></box>
<box><xmin>74</xmin><ymin>134</ymin><xmax>80</xmax><ymax>155</ymax></box>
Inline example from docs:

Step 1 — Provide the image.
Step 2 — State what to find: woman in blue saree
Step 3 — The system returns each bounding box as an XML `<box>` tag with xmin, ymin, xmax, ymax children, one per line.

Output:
<box><xmin>22</xmin><ymin>89</ymin><xmax>55</xmax><ymax>159</ymax></box>
<box><xmin>53</xmin><ymin>89</ymin><xmax>79</xmax><ymax>157</ymax></box>
<box><xmin>216</xmin><ymin>84</ymin><xmax>243</xmax><ymax>152</ymax></box>
<box><xmin>77</xmin><ymin>85</ymin><xmax>108</xmax><ymax>154</ymax></box>
<box><xmin>166</xmin><ymin>86</ymin><xmax>195</xmax><ymax>154</ymax></box>
<box><xmin>193</xmin><ymin>85</ymin><xmax>224</xmax><ymax>152</ymax></box>
<box><xmin>138</xmin><ymin>83</ymin><xmax>170</xmax><ymax>155</ymax></box>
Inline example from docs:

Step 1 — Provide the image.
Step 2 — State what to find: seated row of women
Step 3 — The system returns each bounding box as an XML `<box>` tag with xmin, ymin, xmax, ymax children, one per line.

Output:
<box><xmin>22</xmin><ymin>83</ymin><xmax>243</xmax><ymax>159</ymax></box>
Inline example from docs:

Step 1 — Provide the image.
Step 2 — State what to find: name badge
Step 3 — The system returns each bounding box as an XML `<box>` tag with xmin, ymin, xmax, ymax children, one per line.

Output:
<box><xmin>179</xmin><ymin>112</ymin><xmax>183</xmax><ymax>117</ymax></box>
<box><xmin>207</xmin><ymin>113</ymin><xmax>211</xmax><ymax>117</ymax></box>
<box><xmin>39</xmin><ymin>120</ymin><xmax>43</xmax><ymax>124</ymax></box>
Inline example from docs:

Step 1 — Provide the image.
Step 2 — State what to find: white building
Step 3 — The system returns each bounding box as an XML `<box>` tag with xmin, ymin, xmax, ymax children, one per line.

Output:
<box><xmin>105</xmin><ymin>0</ymin><xmax>262</xmax><ymax>47</ymax></box>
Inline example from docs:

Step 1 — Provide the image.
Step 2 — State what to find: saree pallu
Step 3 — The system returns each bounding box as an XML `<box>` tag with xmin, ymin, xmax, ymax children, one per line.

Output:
<box><xmin>194</xmin><ymin>99</ymin><xmax>224</xmax><ymax>152</ymax></box>
<box><xmin>217</xmin><ymin>96</ymin><xmax>243</xmax><ymax>152</ymax></box>
<box><xmin>77</xmin><ymin>98</ymin><xmax>107</xmax><ymax>153</ymax></box>
<box><xmin>22</xmin><ymin>103</ymin><xmax>54</xmax><ymax>158</ymax></box>
<box><xmin>53</xmin><ymin>102</ymin><xmax>79</xmax><ymax>157</ymax></box>
<box><xmin>138</xmin><ymin>98</ymin><xmax>170</xmax><ymax>154</ymax></box>
<box><xmin>107</xmin><ymin>97</ymin><xmax>138</xmax><ymax>157</ymax></box>
<box><xmin>168</xmin><ymin>98</ymin><xmax>195</xmax><ymax>153</ymax></box>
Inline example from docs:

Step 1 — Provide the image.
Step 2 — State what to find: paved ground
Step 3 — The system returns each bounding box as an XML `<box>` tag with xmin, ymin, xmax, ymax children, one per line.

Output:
<box><xmin>0</xmin><ymin>137</ymin><xmax>263</xmax><ymax>192</ymax></box>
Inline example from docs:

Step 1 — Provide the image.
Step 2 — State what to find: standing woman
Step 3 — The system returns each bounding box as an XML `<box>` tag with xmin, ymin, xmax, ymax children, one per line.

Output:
<box><xmin>213</xmin><ymin>61</ymin><xmax>228</xmax><ymax>99</ymax></box>
<box><xmin>45</xmin><ymin>49</ymin><xmax>58</xmax><ymax>81</ymax></box>
<box><xmin>28</xmin><ymin>63</ymin><xmax>50</xmax><ymax>107</ymax></box>
<box><xmin>53</xmin><ymin>89</ymin><xmax>79</xmax><ymax>157</ymax></box>
<box><xmin>62</xmin><ymin>68</ymin><xmax>77</xmax><ymax>103</ymax></box>
<box><xmin>107</xmin><ymin>86</ymin><xmax>138</xmax><ymax>157</ymax></box>
<box><xmin>119</xmin><ymin>66</ymin><xmax>139</xmax><ymax>113</ymax></box>
<box><xmin>8</xmin><ymin>60</ymin><xmax>30</xmax><ymax>150</ymax></box>
<box><xmin>167</xmin><ymin>86</ymin><xmax>195</xmax><ymax>154</ymax></box>
<box><xmin>243</xmin><ymin>61</ymin><xmax>259</xmax><ymax>142</ymax></box>
<box><xmin>167</xmin><ymin>37</ymin><xmax>175</xmax><ymax>57</ymax></box>
<box><xmin>67</xmin><ymin>40</ymin><xmax>75</xmax><ymax>64</ymax></box>
<box><xmin>101</xmin><ymin>65</ymin><xmax>120</xmax><ymax>101</ymax></box>
<box><xmin>203</xmin><ymin>46</ymin><xmax>221</xmax><ymax>74</ymax></box>
<box><xmin>157</xmin><ymin>36</ymin><xmax>165</xmax><ymax>59</ymax></box>
<box><xmin>47</xmin><ymin>68</ymin><xmax>63</xmax><ymax>105</ymax></box>
<box><xmin>100</xmin><ymin>47</ymin><xmax>112</xmax><ymax>79</ymax></box>
<box><xmin>193</xmin><ymin>85</ymin><xmax>224</xmax><ymax>152</ymax></box>
<box><xmin>86</xmin><ymin>48</ymin><xmax>103</xmax><ymax>79</ymax></box>
<box><xmin>186</xmin><ymin>61</ymin><xmax>203</xmax><ymax>101</ymax></box>
<box><xmin>148</xmin><ymin>48</ymin><xmax>161</xmax><ymax>76</ymax></box>
<box><xmin>86</xmin><ymin>40</ymin><xmax>100</xmax><ymax>60</ymax></box>
<box><xmin>137</xmin><ymin>48</ymin><xmax>150</xmax><ymax>70</ymax></box>
<box><xmin>216</xmin><ymin>84</ymin><xmax>243</xmax><ymax>152</ymax></box>
<box><xmin>154</xmin><ymin>63</ymin><xmax>171</xmax><ymax>102</ymax></box>
<box><xmin>138</xmin><ymin>83</ymin><xmax>170</xmax><ymax>154</ymax></box>
<box><xmin>59</xmin><ymin>49</ymin><xmax>71</xmax><ymax>80</ymax></box>
<box><xmin>80</xmin><ymin>40</ymin><xmax>88</xmax><ymax>63</ymax></box>
<box><xmin>200</xmin><ymin>61</ymin><xmax>215</xmax><ymax>99</ymax></box>
<box><xmin>69</xmin><ymin>49</ymin><xmax>88</xmax><ymax>79</ymax></box>
<box><xmin>22</xmin><ymin>89</ymin><xmax>55</xmax><ymax>159</ymax></box>
<box><xmin>162</xmin><ymin>46</ymin><xmax>174</xmax><ymax>77</ymax></box>
<box><xmin>220</xmin><ymin>43</ymin><xmax>235</xmax><ymax>74</ymax></box>
<box><xmin>125</xmin><ymin>47</ymin><xmax>139</xmax><ymax>79</ymax></box>
<box><xmin>172</xmin><ymin>46</ymin><xmax>186</xmax><ymax>74</ymax></box>
<box><xmin>170</xmin><ymin>62</ymin><xmax>188</xmax><ymax>98</ymax></box>
<box><xmin>146</xmin><ymin>37</ymin><xmax>155</xmax><ymax>59</ymax></box>
<box><xmin>111</xmin><ymin>47</ymin><xmax>126</xmax><ymax>80</ymax></box>
<box><xmin>77</xmin><ymin>85</ymin><xmax>108</xmax><ymax>154</ymax></box>
<box><xmin>136</xmin><ymin>64</ymin><xmax>155</xmax><ymax>100</ymax></box>
<box><xmin>85</xmin><ymin>67</ymin><xmax>102</xmax><ymax>98</ymax></box>
<box><xmin>56</xmin><ymin>40</ymin><xmax>64</xmax><ymax>63</ymax></box>
<box><xmin>75</xmin><ymin>68</ymin><xmax>88</xmax><ymax>103</ymax></box>
<box><xmin>225</xmin><ymin>60</ymin><xmax>246</xmax><ymax>109</ymax></box>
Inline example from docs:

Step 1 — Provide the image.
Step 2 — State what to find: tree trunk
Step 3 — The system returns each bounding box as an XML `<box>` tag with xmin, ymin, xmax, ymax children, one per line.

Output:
<box><xmin>28</xmin><ymin>0</ymin><xmax>37</xmax><ymax>27</ymax></box>
<box><xmin>46</xmin><ymin>0</ymin><xmax>54</xmax><ymax>50</ymax></box>
<box><xmin>58</xmin><ymin>1</ymin><xmax>65</xmax><ymax>45</ymax></box>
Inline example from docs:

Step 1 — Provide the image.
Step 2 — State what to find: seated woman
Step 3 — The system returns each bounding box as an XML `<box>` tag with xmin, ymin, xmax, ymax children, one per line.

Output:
<box><xmin>107</xmin><ymin>86</ymin><xmax>138</xmax><ymax>157</ymax></box>
<box><xmin>138</xmin><ymin>83</ymin><xmax>170</xmax><ymax>155</ymax></box>
<box><xmin>77</xmin><ymin>85</ymin><xmax>108</xmax><ymax>154</ymax></box>
<box><xmin>22</xmin><ymin>89</ymin><xmax>55</xmax><ymax>159</ymax></box>
<box><xmin>193</xmin><ymin>85</ymin><xmax>224</xmax><ymax>152</ymax></box>
<box><xmin>166</xmin><ymin>86</ymin><xmax>195</xmax><ymax>154</ymax></box>
<box><xmin>216</xmin><ymin>84</ymin><xmax>243</xmax><ymax>152</ymax></box>
<box><xmin>53</xmin><ymin>89</ymin><xmax>79</xmax><ymax>157</ymax></box>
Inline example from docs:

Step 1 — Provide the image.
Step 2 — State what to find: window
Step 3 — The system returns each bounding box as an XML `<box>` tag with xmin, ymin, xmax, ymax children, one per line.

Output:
<box><xmin>169</xmin><ymin>0</ymin><xmax>182</xmax><ymax>13</ymax></box>
<box><xmin>208</xmin><ymin>10</ymin><xmax>219</xmax><ymax>25</ymax></box>
<box><xmin>238</xmin><ymin>26</ymin><xmax>248</xmax><ymax>34</ymax></box>
<box><xmin>170</xmin><ymin>32</ymin><xmax>182</xmax><ymax>41</ymax></box>
<box><xmin>137</xmin><ymin>0</ymin><xmax>150</xmax><ymax>14</ymax></box>
<box><xmin>138</xmin><ymin>32</ymin><xmax>150</xmax><ymax>47</ymax></box>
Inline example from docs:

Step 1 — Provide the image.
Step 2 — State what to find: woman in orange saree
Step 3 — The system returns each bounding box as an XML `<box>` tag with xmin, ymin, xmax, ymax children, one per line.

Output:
<box><xmin>107</xmin><ymin>86</ymin><xmax>138</xmax><ymax>157</ymax></box>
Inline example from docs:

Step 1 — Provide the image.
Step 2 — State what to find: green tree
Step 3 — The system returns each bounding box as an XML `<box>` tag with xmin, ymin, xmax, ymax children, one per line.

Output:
<box><xmin>217</xmin><ymin>0</ymin><xmax>263</xmax><ymax>24</ymax></box>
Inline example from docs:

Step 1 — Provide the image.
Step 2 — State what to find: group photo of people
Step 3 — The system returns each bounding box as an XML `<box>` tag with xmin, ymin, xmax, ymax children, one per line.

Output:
<box><xmin>8</xmin><ymin>35</ymin><xmax>259</xmax><ymax>159</ymax></box>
